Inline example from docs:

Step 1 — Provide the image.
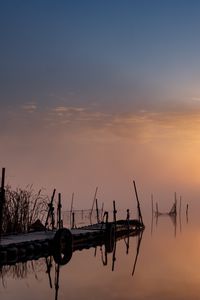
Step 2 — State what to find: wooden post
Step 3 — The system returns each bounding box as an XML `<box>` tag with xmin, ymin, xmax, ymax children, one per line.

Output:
<box><xmin>57</xmin><ymin>193</ymin><xmax>62</xmax><ymax>230</ymax></box>
<box><xmin>72</xmin><ymin>212</ymin><xmax>75</xmax><ymax>229</ymax></box>
<box><xmin>95</xmin><ymin>198</ymin><xmax>100</xmax><ymax>223</ymax></box>
<box><xmin>126</xmin><ymin>209</ymin><xmax>130</xmax><ymax>231</ymax></box>
<box><xmin>100</xmin><ymin>202</ymin><xmax>104</xmax><ymax>222</ymax></box>
<box><xmin>90</xmin><ymin>186</ymin><xmax>98</xmax><ymax>224</ymax></box>
<box><xmin>113</xmin><ymin>200</ymin><xmax>117</xmax><ymax>229</ymax></box>
<box><xmin>133</xmin><ymin>180</ymin><xmax>144</xmax><ymax>225</ymax></box>
<box><xmin>0</xmin><ymin>168</ymin><xmax>5</xmax><ymax>239</ymax></box>
<box><xmin>186</xmin><ymin>203</ymin><xmax>189</xmax><ymax>223</ymax></box>
<box><xmin>70</xmin><ymin>192</ymin><xmax>74</xmax><ymax>228</ymax></box>
<box><xmin>45</xmin><ymin>189</ymin><xmax>56</xmax><ymax>230</ymax></box>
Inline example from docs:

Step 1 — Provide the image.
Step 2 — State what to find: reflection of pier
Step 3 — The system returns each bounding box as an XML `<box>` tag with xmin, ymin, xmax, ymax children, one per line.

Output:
<box><xmin>0</xmin><ymin>225</ymin><xmax>144</xmax><ymax>300</ymax></box>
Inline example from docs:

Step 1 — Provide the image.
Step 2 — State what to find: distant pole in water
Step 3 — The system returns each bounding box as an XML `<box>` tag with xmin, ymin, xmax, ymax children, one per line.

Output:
<box><xmin>151</xmin><ymin>194</ymin><xmax>154</xmax><ymax>236</ymax></box>
<box><xmin>151</xmin><ymin>194</ymin><xmax>154</xmax><ymax>217</ymax></box>
<box><xmin>186</xmin><ymin>203</ymin><xmax>189</xmax><ymax>223</ymax></box>
<box><xmin>174</xmin><ymin>192</ymin><xmax>177</xmax><ymax>215</ymax></box>
<box><xmin>70</xmin><ymin>192</ymin><xmax>74</xmax><ymax>228</ymax></box>
<box><xmin>133</xmin><ymin>180</ymin><xmax>143</xmax><ymax>225</ymax></box>
<box><xmin>156</xmin><ymin>202</ymin><xmax>159</xmax><ymax>215</ymax></box>
<box><xmin>0</xmin><ymin>168</ymin><xmax>5</xmax><ymax>239</ymax></box>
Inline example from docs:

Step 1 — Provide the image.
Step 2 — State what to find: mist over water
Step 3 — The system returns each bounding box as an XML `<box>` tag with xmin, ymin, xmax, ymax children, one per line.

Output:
<box><xmin>1</xmin><ymin>209</ymin><xmax>199</xmax><ymax>300</ymax></box>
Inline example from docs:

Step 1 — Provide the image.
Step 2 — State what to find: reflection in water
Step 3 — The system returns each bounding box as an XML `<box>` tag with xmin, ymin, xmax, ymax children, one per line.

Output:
<box><xmin>151</xmin><ymin>194</ymin><xmax>189</xmax><ymax>237</ymax></box>
<box><xmin>0</xmin><ymin>230</ymin><xmax>143</xmax><ymax>300</ymax></box>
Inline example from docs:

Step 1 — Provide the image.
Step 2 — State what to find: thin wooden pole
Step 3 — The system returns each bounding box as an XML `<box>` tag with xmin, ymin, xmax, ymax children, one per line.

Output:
<box><xmin>133</xmin><ymin>180</ymin><xmax>143</xmax><ymax>225</ymax></box>
<box><xmin>186</xmin><ymin>204</ymin><xmax>189</xmax><ymax>223</ymax></box>
<box><xmin>70</xmin><ymin>192</ymin><xmax>74</xmax><ymax>228</ymax></box>
<box><xmin>57</xmin><ymin>193</ymin><xmax>62</xmax><ymax>230</ymax></box>
<box><xmin>113</xmin><ymin>200</ymin><xmax>117</xmax><ymax>227</ymax></box>
<box><xmin>100</xmin><ymin>202</ymin><xmax>104</xmax><ymax>222</ymax></box>
<box><xmin>95</xmin><ymin>198</ymin><xmax>100</xmax><ymax>223</ymax></box>
<box><xmin>0</xmin><ymin>168</ymin><xmax>5</xmax><ymax>239</ymax></box>
<box><xmin>90</xmin><ymin>186</ymin><xmax>98</xmax><ymax>224</ymax></box>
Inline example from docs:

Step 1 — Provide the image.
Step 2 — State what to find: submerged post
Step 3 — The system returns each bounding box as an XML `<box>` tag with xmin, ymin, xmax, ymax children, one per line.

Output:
<box><xmin>95</xmin><ymin>198</ymin><xmax>100</xmax><ymax>223</ymax></box>
<box><xmin>0</xmin><ymin>168</ymin><xmax>5</xmax><ymax>239</ymax></box>
<box><xmin>113</xmin><ymin>200</ymin><xmax>117</xmax><ymax>227</ymax></box>
<box><xmin>133</xmin><ymin>180</ymin><xmax>144</xmax><ymax>226</ymax></box>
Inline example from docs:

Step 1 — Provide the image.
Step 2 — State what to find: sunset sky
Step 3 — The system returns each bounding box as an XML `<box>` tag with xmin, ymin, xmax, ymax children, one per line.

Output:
<box><xmin>1</xmin><ymin>1</ymin><xmax>200</xmax><ymax>210</ymax></box>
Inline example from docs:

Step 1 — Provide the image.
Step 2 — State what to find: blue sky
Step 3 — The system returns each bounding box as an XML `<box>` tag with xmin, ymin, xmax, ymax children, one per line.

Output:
<box><xmin>1</xmin><ymin>0</ymin><xmax>200</xmax><ymax>111</ymax></box>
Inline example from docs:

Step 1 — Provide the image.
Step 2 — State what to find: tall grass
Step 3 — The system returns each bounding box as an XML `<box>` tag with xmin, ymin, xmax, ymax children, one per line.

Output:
<box><xmin>2</xmin><ymin>185</ymin><xmax>48</xmax><ymax>234</ymax></box>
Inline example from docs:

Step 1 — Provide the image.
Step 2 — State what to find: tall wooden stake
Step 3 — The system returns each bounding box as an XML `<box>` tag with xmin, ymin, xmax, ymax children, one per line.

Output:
<box><xmin>0</xmin><ymin>168</ymin><xmax>5</xmax><ymax>239</ymax></box>
<box><xmin>113</xmin><ymin>200</ymin><xmax>117</xmax><ymax>229</ymax></box>
<box><xmin>90</xmin><ymin>186</ymin><xmax>98</xmax><ymax>224</ymax></box>
<box><xmin>57</xmin><ymin>193</ymin><xmax>62</xmax><ymax>229</ymax></box>
<box><xmin>95</xmin><ymin>198</ymin><xmax>100</xmax><ymax>223</ymax></box>
<box><xmin>70</xmin><ymin>192</ymin><xmax>74</xmax><ymax>228</ymax></box>
<box><xmin>133</xmin><ymin>180</ymin><xmax>143</xmax><ymax>225</ymax></box>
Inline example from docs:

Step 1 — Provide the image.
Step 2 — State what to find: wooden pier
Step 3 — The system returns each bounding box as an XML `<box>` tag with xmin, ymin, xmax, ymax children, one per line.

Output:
<box><xmin>0</xmin><ymin>220</ymin><xmax>144</xmax><ymax>266</ymax></box>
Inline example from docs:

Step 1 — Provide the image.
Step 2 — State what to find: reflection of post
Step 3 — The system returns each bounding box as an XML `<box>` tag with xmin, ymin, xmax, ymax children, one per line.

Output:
<box><xmin>45</xmin><ymin>256</ymin><xmax>53</xmax><ymax>289</ymax></box>
<box><xmin>151</xmin><ymin>194</ymin><xmax>154</xmax><ymax>235</ymax></box>
<box><xmin>54</xmin><ymin>263</ymin><xmax>60</xmax><ymax>300</ymax></box>
<box><xmin>186</xmin><ymin>204</ymin><xmax>189</xmax><ymax>223</ymax></box>
<box><xmin>179</xmin><ymin>196</ymin><xmax>182</xmax><ymax>233</ymax></box>
<box><xmin>124</xmin><ymin>234</ymin><xmax>130</xmax><ymax>255</ymax></box>
<box><xmin>111</xmin><ymin>237</ymin><xmax>117</xmax><ymax>272</ymax></box>
<box><xmin>174</xmin><ymin>213</ymin><xmax>177</xmax><ymax>237</ymax></box>
<box><xmin>132</xmin><ymin>230</ymin><xmax>144</xmax><ymax>276</ymax></box>
<box><xmin>100</xmin><ymin>245</ymin><xmax>108</xmax><ymax>266</ymax></box>
<box><xmin>155</xmin><ymin>202</ymin><xmax>159</xmax><ymax>226</ymax></box>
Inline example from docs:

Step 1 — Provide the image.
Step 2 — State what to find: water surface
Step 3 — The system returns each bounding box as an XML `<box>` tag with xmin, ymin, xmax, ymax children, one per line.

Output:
<box><xmin>1</xmin><ymin>211</ymin><xmax>200</xmax><ymax>300</ymax></box>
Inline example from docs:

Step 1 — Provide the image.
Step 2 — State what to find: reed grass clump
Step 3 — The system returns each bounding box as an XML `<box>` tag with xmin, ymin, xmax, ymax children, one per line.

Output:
<box><xmin>2</xmin><ymin>185</ymin><xmax>48</xmax><ymax>234</ymax></box>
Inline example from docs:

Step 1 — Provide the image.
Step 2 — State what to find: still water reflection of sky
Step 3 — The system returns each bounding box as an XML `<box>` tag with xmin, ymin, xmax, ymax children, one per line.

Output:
<box><xmin>1</xmin><ymin>211</ymin><xmax>200</xmax><ymax>300</ymax></box>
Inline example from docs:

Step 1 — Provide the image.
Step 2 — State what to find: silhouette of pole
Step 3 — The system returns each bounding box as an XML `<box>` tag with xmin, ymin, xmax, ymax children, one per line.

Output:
<box><xmin>0</xmin><ymin>168</ymin><xmax>5</xmax><ymax>239</ymax></box>
<box><xmin>90</xmin><ymin>186</ymin><xmax>98</xmax><ymax>224</ymax></box>
<box><xmin>57</xmin><ymin>193</ymin><xmax>62</xmax><ymax>229</ymax></box>
<box><xmin>133</xmin><ymin>180</ymin><xmax>143</xmax><ymax>225</ymax></box>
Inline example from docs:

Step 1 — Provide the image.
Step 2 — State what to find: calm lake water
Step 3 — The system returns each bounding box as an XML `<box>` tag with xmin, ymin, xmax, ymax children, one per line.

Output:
<box><xmin>1</xmin><ymin>209</ymin><xmax>200</xmax><ymax>300</ymax></box>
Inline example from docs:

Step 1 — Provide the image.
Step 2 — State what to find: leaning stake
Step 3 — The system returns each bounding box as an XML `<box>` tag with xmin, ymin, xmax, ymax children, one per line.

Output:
<box><xmin>133</xmin><ymin>180</ymin><xmax>144</xmax><ymax>226</ymax></box>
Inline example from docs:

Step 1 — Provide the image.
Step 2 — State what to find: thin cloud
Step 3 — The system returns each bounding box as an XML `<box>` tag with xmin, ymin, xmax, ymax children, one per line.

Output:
<box><xmin>21</xmin><ymin>103</ymin><xmax>37</xmax><ymax>113</ymax></box>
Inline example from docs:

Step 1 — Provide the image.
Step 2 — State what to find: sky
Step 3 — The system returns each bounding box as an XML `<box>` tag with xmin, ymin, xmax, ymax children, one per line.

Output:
<box><xmin>1</xmin><ymin>0</ymin><xmax>200</xmax><ymax>211</ymax></box>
